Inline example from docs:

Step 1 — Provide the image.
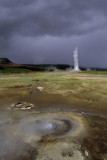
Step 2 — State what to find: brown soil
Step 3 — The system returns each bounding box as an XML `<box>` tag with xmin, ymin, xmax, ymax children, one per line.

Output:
<box><xmin>82</xmin><ymin>115</ymin><xmax>107</xmax><ymax>160</ymax></box>
<box><xmin>0</xmin><ymin>86</ymin><xmax>107</xmax><ymax>160</ymax></box>
<box><xmin>0</xmin><ymin>85</ymin><xmax>106</xmax><ymax>114</ymax></box>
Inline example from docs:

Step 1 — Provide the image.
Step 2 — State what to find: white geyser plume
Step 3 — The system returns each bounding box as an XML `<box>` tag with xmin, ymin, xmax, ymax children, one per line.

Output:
<box><xmin>73</xmin><ymin>46</ymin><xmax>80</xmax><ymax>71</ymax></box>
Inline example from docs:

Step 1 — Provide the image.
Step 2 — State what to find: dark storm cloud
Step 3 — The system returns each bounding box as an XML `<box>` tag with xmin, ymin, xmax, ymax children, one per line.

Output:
<box><xmin>0</xmin><ymin>0</ymin><xmax>107</xmax><ymax>67</ymax></box>
<box><xmin>0</xmin><ymin>0</ymin><xmax>107</xmax><ymax>37</ymax></box>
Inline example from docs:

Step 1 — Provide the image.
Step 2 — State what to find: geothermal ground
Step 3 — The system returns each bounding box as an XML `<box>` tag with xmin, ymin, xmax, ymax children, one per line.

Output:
<box><xmin>0</xmin><ymin>71</ymin><xmax>107</xmax><ymax>160</ymax></box>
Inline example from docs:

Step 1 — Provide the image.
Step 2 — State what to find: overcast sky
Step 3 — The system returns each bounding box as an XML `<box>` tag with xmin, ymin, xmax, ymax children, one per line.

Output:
<box><xmin>0</xmin><ymin>0</ymin><xmax>107</xmax><ymax>67</ymax></box>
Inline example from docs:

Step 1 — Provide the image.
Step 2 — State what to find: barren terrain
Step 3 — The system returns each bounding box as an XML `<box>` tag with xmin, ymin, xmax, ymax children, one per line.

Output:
<box><xmin>0</xmin><ymin>71</ymin><xmax>107</xmax><ymax>160</ymax></box>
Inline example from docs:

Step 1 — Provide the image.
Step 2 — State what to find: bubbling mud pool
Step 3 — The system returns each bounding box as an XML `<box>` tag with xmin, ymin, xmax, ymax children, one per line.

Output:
<box><xmin>0</xmin><ymin>112</ymin><xmax>86</xmax><ymax>160</ymax></box>
<box><xmin>10</xmin><ymin>113</ymin><xmax>86</xmax><ymax>144</ymax></box>
<box><xmin>0</xmin><ymin>112</ymin><xmax>85</xmax><ymax>141</ymax></box>
<box><xmin>20</xmin><ymin>119</ymin><xmax>71</xmax><ymax>136</ymax></box>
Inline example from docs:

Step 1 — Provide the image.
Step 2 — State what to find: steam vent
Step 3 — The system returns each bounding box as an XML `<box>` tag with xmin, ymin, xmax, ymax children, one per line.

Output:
<box><xmin>15</xmin><ymin>113</ymin><xmax>84</xmax><ymax>139</ymax></box>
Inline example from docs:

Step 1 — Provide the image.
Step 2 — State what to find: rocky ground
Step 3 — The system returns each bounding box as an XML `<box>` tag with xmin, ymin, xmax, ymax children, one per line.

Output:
<box><xmin>0</xmin><ymin>72</ymin><xmax>107</xmax><ymax>160</ymax></box>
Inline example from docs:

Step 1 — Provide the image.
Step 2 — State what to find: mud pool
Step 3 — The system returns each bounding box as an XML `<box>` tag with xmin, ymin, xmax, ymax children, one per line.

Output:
<box><xmin>0</xmin><ymin>104</ymin><xmax>107</xmax><ymax>160</ymax></box>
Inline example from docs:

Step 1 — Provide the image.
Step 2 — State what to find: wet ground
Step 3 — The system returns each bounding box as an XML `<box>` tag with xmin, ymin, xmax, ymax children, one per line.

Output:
<box><xmin>0</xmin><ymin>87</ymin><xmax>107</xmax><ymax>160</ymax></box>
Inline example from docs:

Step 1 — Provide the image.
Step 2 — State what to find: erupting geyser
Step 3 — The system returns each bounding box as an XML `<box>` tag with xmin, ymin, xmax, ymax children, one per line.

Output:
<box><xmin>73</xmin><ymin>46</ymin><xmax>80</xmax><ymax>71</ymax></box>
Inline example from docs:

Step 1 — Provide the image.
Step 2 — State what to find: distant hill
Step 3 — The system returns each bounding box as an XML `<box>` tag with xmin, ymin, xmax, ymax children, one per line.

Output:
<box><xmin>0</xmin><ymin>57</ymin><xmax>107</xmax><ymax>71</ymax></box>
<box><xmin>0</xmin><ymin>58</ymin><xmax>13</xmax><ymax>65</ymax></box>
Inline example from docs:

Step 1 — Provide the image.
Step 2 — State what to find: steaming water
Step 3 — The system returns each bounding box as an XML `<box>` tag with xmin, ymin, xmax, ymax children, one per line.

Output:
<box><xmin>19</xmin><ymin>121</ymin><xmax>56</xmax><ymax>135</ymax></box>
<box><xmin>44</xmin><ymin>122</ymin><xmax>53</xmax><ymax>129</ymax></box>
<box><xmin>41</xmin><ymin>122</ymin><xmax>54</xmax><ymax>134</ymax></box>
<box><xmin>18</xmin><ymin>117</ymin><xmax>72</xmax><ymax>136</ymax></box>
<box><xmin>0</xmin><ymin>111</ymin><xmax>85</xmax><ymax>160</ymax></box>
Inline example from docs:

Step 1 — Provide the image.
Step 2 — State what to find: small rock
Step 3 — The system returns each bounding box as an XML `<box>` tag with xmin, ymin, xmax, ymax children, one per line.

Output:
<box><xmin>85</xmin><ymin>150</ymin><xmax>89</xmax><ymax>157</ymax></box>
<box><xmin>37</xmin><ymin>87</ymin><xmax>44</xmax><ymax>91</ymax></box>
<box><xmin>9</xmin><ymin>102</ymin><xmax>36</xmax><ymax>110</ymax></box>
<box><xmin>21</xmin><ymin>107</ymin><xmax>31</xmax><ymax>110</ymax></box>
<box><xmin>16</xmin><ymin>104</ymin><xmax>22</xmax><ymax>107</ymax></box>
<box><xmin>29</xmin><ymin>104</ymin><xmax>34</xmax><ymax>107</ymax></box>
